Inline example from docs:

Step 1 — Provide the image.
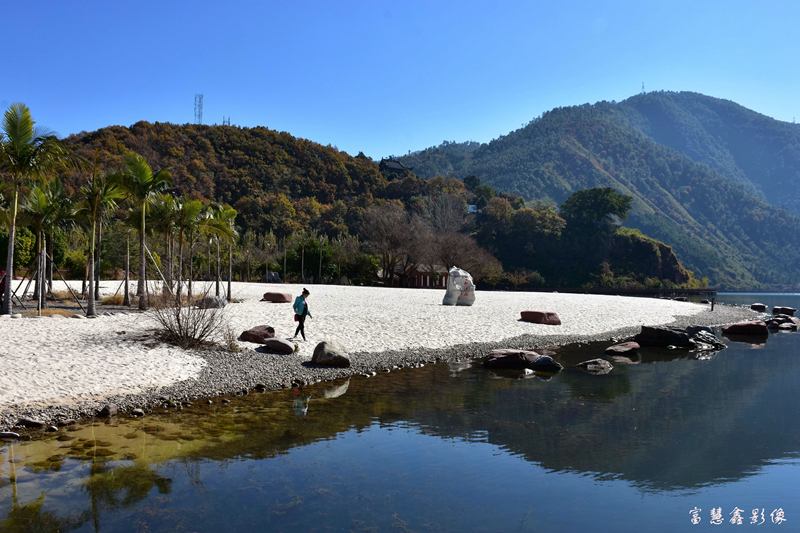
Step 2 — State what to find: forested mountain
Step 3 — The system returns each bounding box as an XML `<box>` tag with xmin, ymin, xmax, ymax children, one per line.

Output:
<box><xmin>399</xmin><ymin>94</ymin><xmax>800</xmax><ymax>290</ymax></box>
<box><xmin>18</xmin><ymin>120</ymin><xmax>697</xmax><ymax>291</ymax></box>
<box><xmin>617</xmin><ymin>92</ymin><xmax>800</xmax><ymax>215</ymax></box>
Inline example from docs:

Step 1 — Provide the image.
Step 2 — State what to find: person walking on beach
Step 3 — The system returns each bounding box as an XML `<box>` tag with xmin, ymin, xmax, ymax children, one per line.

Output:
<box><xmin>292</xmin><ymin>288</ymin><xmax>312</xmax><ymax>341</ymax></box>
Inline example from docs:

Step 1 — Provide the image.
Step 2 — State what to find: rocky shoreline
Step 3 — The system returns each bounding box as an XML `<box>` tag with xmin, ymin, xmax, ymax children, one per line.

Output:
<box><xmin>0</xmin><ymin>302</ymin><xmax>760</xmax><ymax>434</ymax></box>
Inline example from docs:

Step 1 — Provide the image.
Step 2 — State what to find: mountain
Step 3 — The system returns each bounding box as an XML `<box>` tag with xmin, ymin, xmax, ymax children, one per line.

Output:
<box><xmin>617</xmin><ymin>92</ymin><xmax>800</xmax><ymax>215</ymax></box>
<box><xmin>398</xmin><ymin>93</ymin><xmax>800</xmax><ymax>290</ymax></box>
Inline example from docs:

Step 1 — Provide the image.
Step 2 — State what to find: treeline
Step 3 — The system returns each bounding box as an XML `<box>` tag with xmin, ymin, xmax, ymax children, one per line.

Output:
<box><xmin>399</xmin><ymin>95</ymin><xmax>800</xmax><ymax>290</ymax></box>
<box><xmin>2</xmin><ymin>103</ymin><xmax>703</xmax><ymax>316</ymax></box>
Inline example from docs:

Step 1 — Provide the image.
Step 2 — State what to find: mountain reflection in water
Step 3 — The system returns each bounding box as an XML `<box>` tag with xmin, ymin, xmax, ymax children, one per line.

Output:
<box><xmin>2</xmin><ymin>298</ymin><xmax>799</xmax><ymax>532</ymax></box>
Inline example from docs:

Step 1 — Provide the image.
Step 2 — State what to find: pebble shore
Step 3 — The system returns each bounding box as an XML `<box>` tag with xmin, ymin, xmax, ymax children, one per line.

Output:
<box><xmin>0</xmin><ymin>282</ymin><xmax>759</xmax><ymax>432</ymax></box>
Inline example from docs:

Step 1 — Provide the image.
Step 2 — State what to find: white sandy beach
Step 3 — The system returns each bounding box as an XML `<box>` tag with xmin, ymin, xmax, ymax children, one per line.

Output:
<box><xmin>0</xmin><ymin>281</ymin><xmax>717</xmax><ymax>409</ymax></box>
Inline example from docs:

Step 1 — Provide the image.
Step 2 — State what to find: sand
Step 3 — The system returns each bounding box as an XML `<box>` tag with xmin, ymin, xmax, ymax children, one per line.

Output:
<box><xmin>0</xmin><ymin>280</ymin><xmax>747</xmax><ymax>410</ymax></box>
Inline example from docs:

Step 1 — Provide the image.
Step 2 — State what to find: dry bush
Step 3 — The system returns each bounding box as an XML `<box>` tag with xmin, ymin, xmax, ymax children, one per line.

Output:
<box><xmin>51</xmin><ymin>290</ymin><xmax>77</xmax><ymax>300</ymax></box>
<box><xmin>23</xmin><ymin>309</ymin><xmax>75</xmax><ymax>317</ymax></box>
<box><xmin>101</xmin><ymin>293</ymin><xmax>126</xmax><ymax>305</ymax></box>
<box><xmin>147</xmin><ymin>286</ymin><xmax>230</xmax><ymax>349</ymax></box>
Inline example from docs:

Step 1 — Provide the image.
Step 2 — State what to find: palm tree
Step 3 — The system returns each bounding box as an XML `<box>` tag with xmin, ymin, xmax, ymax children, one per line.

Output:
<box><xmin>207</xmin><ymin>203</ymin><xmax>237</xmax><ymax>298</ymax></box>
<box><xmin>119</xmin><ymin>152</ymin><xmax>171</xmax><ymax>310</ymax></box>
<box><xmin>150</xmin><ymin>193</ymin><xmax>179</xmax><ymax>295</ymax></box>
<box><xmin>0</xmin><ymin>103</ymin><xmax>80</xmax><ymax>314</ymax></box>
<box><xmin>173</xmin><ymin>196</ymin><xmax>204</xmax><ymax>299</ymax></box>
<box><xmin>79</xmin><ymin>156</ymin><xmax>125</xmax><ymax>317</ymax></box>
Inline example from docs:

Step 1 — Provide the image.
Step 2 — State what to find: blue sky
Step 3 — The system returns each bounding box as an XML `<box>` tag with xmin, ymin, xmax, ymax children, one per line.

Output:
<box><xmin>4</xmin><ymin>0</ymin><xmax>798</xmax><ymax>159</ymax></box>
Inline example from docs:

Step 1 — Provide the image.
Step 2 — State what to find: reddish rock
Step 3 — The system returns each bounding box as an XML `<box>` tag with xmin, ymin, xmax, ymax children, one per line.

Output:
<box><xmin>261</xmin><ymin>292</ymin><xmax>292</xmax><ymax>303</ymax></box>
<box><xmin>520</xmin><ymin>311</ymin><xmax>561</xmax><ymax>325</ymax></box>
<box><xmin>773</xmin><ymin>306</ymin><xmax>797</xmax><ymax>316</ymax></box>
<box><xmin>605</xmin><ymin>341</ymin><xmax>640</xmax><ymax>355</ymax></box>
<box><xmin>721</xmin><ymin>321</ymin><xmax>769</xmax><ymax>336</ymax></box>
<box><xmin>240</xmin><ymin>325</ymin><xmax>276</xmax><ymax>343</ymax></box>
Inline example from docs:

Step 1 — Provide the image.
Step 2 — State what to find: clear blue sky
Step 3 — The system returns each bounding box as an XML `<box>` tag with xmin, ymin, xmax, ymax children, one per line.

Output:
<box><xmin>4</xmin><ymin>0</ymin><xmax>798</xmax><ymax>159</ymax></box>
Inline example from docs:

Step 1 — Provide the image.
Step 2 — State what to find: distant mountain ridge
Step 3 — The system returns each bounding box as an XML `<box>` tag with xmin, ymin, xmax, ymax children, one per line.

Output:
<box><xmin>398</xmin><ymin>92</ymin><xmax>800</xmax><ymax>290</ymax></box>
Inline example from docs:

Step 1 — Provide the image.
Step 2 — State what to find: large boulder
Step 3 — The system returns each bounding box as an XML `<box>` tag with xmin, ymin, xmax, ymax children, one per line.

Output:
<box><xmin>750</xmin><ymin>303</ymin><xmax>767</xmax><ymax>312</ymax></box>
<box><xmin>773</xmin><ymin>306</ymin><xmax>797</xmax><ymax>316</ymax></box>
<box><xmin>262</xmin><ymin>337</ymin><xmax>295</xmax><ymax>354</ymax></box>
<box><xmin>261</xmin><ymin>292</ymin><xmax>292</xmax><ymax>303</ymax></box>
<box><xmin>195</xmin><ymin>296</ymin><xmax>227</xmax><ymax>309</ymax></box>
<box><xmin>484</xmin><ymin>349</ymin><xmax>563</xmax><ymax>373</ymax></box>
<box><xmin>634</xmin><ymin>326</ymin><xmax>692</xmax><ymax>347</ymax></box>
<box><xmin>520</xmin><ymin>311</ymin><xmax>561</xmax><ymax>325</ymax></box>
<box><xmin>442</xmin><ymin>267</ymin><xmax>476</xmax><ymax>306</ymax></box>
<box><xmin>312</xmin><ymin>340</ymin><xmax>351</xmax><ymax>368</ymax></box>
<box><xmin>721</xmin><ymin>321</ymin><xmax>769</xmax><ymax>336</ymax></box>
<box><xmin>604</xmin><ymin>341</ymin><xmax>639</xmax><ymax>355</ymax></box>
<box><xmin>575</xmin><ymin>358</ymin><xmax>614</xmax><ymax>375</ymax></box>
<box><xmin>240</xmin><ymin>325</ymin><xmax>276</xmax><ymax>343</ymax></box>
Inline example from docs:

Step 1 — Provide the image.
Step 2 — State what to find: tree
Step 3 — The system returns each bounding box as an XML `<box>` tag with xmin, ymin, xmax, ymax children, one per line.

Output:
<box><xmin>119</xmin><ymin>151</ymin><xmax>172</xmax><ymax>310</ymax></box>
<box><xmin>174</xmin><ymin>196</ymin><xmax>205</xmax><ymax>299</ymax></box>
<box><xmin>559</xmin><ymin>187</ymin><xmax>633</xmax><ymax>228</ymax></box>
<box><xmin>463</xmin><ymin>174</ymin><xmax>480</xmax><ymax>191</ymax></box>
<box><xmin>360</xmin><ymin>202</ymin><xmax>408</xmax><ymax>285</ymax></box>
<box><xmin>79</xmin><ymin>159</ymin><xmax>125</xmax><ymax>317</ymax></box>
<box><xmin>0</xmin><ymin>103</ymin><xmax>80</xmax><ymax>314</ymax></box>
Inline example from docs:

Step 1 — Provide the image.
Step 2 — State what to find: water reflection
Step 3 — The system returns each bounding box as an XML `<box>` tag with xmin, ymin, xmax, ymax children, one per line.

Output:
<box><xmin>2</xmin><ymin>316</ymin><xmax>799</xmax><ymax>531</ymax></box>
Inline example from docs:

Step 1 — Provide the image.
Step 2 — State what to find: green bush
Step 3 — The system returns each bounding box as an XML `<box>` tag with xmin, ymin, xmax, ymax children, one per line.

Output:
<box><xmin>64</xmin><ymin>249</ymin><xmax>87</xmax><ymax>279</ymax></box>
<box><xmin>0</xmin><ymin>226</ymin><xmax>36</xmax><ymax>270</ymax></box>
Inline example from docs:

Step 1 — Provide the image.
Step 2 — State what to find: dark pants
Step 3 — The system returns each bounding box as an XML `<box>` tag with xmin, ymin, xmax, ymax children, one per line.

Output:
<box><xmin>294</xmin><ymin>313</ymin><xmax>307</xmax><ymax>340</ymax></box>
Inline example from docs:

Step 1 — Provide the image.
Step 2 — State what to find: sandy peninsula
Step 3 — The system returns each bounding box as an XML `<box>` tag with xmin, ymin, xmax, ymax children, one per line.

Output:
<box><xmin>0</xmin><ymin>281</ymin><xmax>758</xmax><ymax>427</ymax></box>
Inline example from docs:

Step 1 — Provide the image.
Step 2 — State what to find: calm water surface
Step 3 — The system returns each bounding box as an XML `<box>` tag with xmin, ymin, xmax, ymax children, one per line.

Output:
<box><xmin>1</xmin><ymin>293</ymin><xmax>799</xmax><ymax>532</ymax></box>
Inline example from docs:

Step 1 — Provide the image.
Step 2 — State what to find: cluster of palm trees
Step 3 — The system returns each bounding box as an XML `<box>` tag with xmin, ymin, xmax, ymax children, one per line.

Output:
<box><xmin>1</xmin><ymin>103</ymin><xmax>238</xmax><ymax>316</ymax></box>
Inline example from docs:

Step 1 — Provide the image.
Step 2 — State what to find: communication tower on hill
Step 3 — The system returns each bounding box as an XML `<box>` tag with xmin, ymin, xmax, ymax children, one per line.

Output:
<box><xmin>194</xmin><ymin>94</ymin><xmax>203</xmax><ymax>124</ymax></box>
<box><xmin>641</xmin><ymin>82</ymin><xmax>645</xmax><ymax>94</ymax></box>
<box><xmin>223</xmin><ymin>116</ymin><xmax>230</xmax><ymax>126</ymax></box>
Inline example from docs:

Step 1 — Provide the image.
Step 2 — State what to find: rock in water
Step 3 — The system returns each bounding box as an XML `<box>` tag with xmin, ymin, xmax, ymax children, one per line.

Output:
<box><xmin>240</xmin><ymin>325</ymin><xmax>276</xmax><ymax>343</ymax></box>
<box><xmin>634</xmin><ymin>326</ymin><xmax>692</xmax><ymax>347</ymax></box>
<box><xmin>773</xmin><ymin>306</ymin><xmax>797</xmax><ymax>316</ymax></box>
<box><xmin>442</xmin><ymin>267</ymin><xmax>475</xmax><ymax>306</ymax></box>
<box><xmin>605</xmin><ymin>341</ymin><xmax>639</xmax><ymax>355</ymax></box>
<box><xmin>575</xmin><ymin>358</ymin><xmax>614</xmax><ymax>374</ymax></box>
<box><xmin>750</xmin><ymin>303</ymin><xmax>767</xmax><ymax>312</ymax></box>
<box><xmin>721</xmin><ymin>321</ymin><xmax>769</xmax><ymax>336</ymax></box>
<box><xmin>312</xmin><ymin>340</ymin><xmax>351</xmax><ymax>368</ymax></box>
<box><xmin>484</xmin><ymin>349</ymin><xmax>563</xmax><ymax>372</ymax></box>
<box><xmin>520</xmin><ymin>311</ymin><xmax>562</xmax><ymax>325</ymax></box>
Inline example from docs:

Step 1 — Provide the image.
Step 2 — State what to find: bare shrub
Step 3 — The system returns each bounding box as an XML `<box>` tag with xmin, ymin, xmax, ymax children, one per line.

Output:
<box><xmin>147</xmin><ymin>285</ymin><xmax>229</xmax><ymax>349</ymax></box>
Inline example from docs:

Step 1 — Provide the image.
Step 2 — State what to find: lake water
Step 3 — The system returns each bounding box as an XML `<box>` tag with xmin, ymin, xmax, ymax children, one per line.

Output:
<box><xmin>1</xmin><ymin>293</ymin><xmax>798</xmax><ymax>532</ymax></box>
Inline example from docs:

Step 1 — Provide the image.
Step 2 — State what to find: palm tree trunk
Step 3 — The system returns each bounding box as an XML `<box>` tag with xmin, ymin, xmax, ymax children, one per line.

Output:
<box><xmin>227</xmin><ymin>244</ymin><xmax>232</xmax><ymax>302</ymax></box>
<box><xmin>2</xmin><ymin>183</ymin><xmax>18</xmax><ymax>315</ymax></box>
<box><xmin>215</xmin><ymin>240</ymin><xmax>221</xmax><ymax>297</ymax></box>
<box><xmin>95</xmin><ymin>222</ymin><xmax>102</xmax><ymax>301</ymax></box>
<box><xmin>47</xmin><ymin>231</ymin><xmax>54</xmax><ymax>296</ymax></box>
<box><xmin>123</xmin><ymin>232</ymin><xmax>130</xmax><ymax>306</ymax></box>
<box><xmin>177</xmin><ymin>232</ymin><xmax>184</xmax><ymax>300</ymax></box>
<box><xmin>139</xmin><ymin>221</ymin><xmax>147</xmax><ymax>310</ymax></box>
<box><xmin>188</xmin><ymin>239</ymin><xmax>194</xmax><ymax>300</ymax></box>
<box><xmin>87</xmin><ymin>252</ymin><xmax>96</xmax><ymax>317</ymax></box>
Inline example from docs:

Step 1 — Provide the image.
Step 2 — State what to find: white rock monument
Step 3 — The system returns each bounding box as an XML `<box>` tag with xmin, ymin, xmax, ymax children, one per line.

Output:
<box><xmin>442</xmin><ymin>266</ymin><xmax>476</xmax><ymax>306</ymax></box>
